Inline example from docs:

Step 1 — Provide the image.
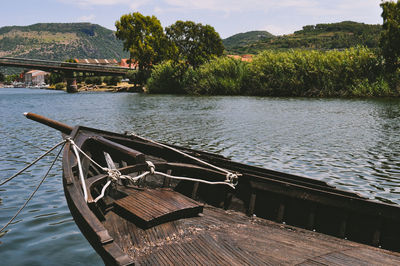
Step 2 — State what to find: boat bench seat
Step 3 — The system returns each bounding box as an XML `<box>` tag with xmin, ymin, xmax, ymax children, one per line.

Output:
<box><xmin>113</xmin><ymin>188</ymin><xmax>203</xmax><ymax>228</ymax></box>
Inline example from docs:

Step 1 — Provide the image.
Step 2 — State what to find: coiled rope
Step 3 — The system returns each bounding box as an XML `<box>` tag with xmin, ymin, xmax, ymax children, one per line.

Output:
<box><xmin>0</xmin><ymin>140</ymin><xmax>66</xmax><ymax>233</ymax></box>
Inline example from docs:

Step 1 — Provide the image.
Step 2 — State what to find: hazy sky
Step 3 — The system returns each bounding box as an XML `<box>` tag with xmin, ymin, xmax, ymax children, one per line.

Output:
<box><xmin>0</xmin><ymin>0</ymin><xmax>384</xmax><ymax>38</ymax></box>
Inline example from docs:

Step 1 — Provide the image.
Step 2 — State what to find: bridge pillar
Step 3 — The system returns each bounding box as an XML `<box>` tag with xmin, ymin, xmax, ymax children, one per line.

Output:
<box><xmin>65</xmin><ymin>72</ymin><xmax>78</xmax><ymax>93</ymax></box>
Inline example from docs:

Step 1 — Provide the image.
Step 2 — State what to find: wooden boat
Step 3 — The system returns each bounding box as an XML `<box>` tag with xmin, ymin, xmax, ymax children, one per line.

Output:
<box><xmin>25</xmin><ymin>112</ymin><xmax>400</xmax><ymax>265</ymax></box>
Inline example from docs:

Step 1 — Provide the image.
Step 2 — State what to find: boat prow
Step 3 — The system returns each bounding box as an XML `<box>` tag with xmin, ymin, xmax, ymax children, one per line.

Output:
<box><xmin>25</xmin><ymin>113</ymin><xmax>400</xmax><ymax>265</ymax></box>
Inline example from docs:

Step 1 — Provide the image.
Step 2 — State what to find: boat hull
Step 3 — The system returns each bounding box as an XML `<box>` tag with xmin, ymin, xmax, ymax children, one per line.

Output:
<box><xmin>61</xmin><ymin>125</ymin><xmax>400</xmax><ymax>265</ymax></box>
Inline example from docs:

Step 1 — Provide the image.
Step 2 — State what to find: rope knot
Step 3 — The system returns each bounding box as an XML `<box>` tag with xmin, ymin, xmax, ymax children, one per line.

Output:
<box><xmin>146</xmin><ymin>161</ymin><xmax>155</xmax><ymax>175</ymax></box>
<box><xmin>225</xmin><ymin>172</ymin><xmax>239</xmax><ymax>186</ymax></box>
<box><xmin>107</xmin><ymin>169</ymin><xmax>121</xmax><ymax>181</ymax></box>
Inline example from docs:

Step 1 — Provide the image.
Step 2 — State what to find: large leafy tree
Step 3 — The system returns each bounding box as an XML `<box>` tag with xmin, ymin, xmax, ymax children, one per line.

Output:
<box><xmin>166</xmin><ymin>21</ymin><xmax>224</xmax><ymax>67</ymax></box>
<box><xmin>380</xmin><ymin>0</ymin><xmax>400</xmax><ymax>71</ymax></box>
<box><xmin>115</xmin><ymin>12</ymin><xmax>175</xmax><ymax>84</ymax></box>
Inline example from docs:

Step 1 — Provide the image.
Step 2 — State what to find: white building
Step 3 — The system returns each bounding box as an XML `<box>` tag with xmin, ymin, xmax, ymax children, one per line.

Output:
<box><xmin>24</xmin><ymin>70</ymin><xmax>49</xmax><ymax>86</ymax></box>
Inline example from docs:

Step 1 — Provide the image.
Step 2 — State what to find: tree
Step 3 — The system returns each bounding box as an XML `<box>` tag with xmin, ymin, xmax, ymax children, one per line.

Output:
<box><xmin>0</xmin><ymin>72</ymin><xmax>4</xmax><ymax>82</ymax></box>
<box><xmin>166</xmin><ymin>21</ymin><xmax>224</xmax><ymax>67</ymax></box>
<box><xmin>115</xmin><ymin>12</ymin><xmax>175</xmax><ymax>84</ymax></box>
<box><xmin>380</xmin><ymin>0</ymin><xmax>400</xmax><ymax>71</ymax></box>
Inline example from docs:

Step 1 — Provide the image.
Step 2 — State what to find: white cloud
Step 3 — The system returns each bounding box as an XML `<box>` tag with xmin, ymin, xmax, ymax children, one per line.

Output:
<box><xmin>78</xmin><ymin>14</ymin><xmax>96</xmax><ymax>22</ymax></box>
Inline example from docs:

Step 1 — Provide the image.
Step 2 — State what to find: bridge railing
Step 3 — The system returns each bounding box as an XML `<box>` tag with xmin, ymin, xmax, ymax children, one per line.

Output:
<box><xmin>0</xmin><ymin>57</ymin><xmax>131</xmax><ymax>75</ymax></box>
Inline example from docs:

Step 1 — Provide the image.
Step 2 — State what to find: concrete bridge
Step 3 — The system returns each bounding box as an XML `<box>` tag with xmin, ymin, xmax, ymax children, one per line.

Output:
<box><xmin>0</xmin><ymin>57</ymin><xmax>131</xmax><ymax>92</ymax></box>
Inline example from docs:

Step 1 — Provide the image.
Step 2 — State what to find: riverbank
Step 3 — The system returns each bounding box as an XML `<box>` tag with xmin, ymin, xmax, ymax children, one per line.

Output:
<box><xmin>48</xmin><ymin>82</ymin><xmax>144</xmax><ymax>93</ymax></box>
<box><xmin>147</xmin><ymin>47</ymin><xmax>400</xmax><ymax>97</ymax></box>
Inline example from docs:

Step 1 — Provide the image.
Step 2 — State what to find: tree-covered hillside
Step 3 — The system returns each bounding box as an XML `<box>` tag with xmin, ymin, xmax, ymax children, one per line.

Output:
<box><xmin>224</xmin><ymin>21</ymin><xmax>382</xmax><ymax>54</ymax></box>
<box><xmin>223</xmin><ymin>31</ymin><xmax>274</xmax><ymax>53</ymax></box>
<box><xmin>0</xmin><ymin>23</ymin><xmax>128</xmax><ymax>61</ymax></box>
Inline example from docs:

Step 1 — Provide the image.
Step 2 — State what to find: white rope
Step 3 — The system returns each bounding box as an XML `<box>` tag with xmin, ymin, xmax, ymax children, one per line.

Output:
<box><xmin>66</xmin><ymin>137</ymin><xmax>239</xmax><ymax>204</ymax></box>
<box><xmin>66</xmin><ymin>138</ymin><xmax>106</xmax><ymax>172</ymax></box>
<box><xmin>126</xmin><ymin>133</ymin><xmax>241</xmax><ymax>183</ymax></box>
<box><xmin>70</xmin><ymin>143</ymin><xmax>89</xmax><ymax>202</ymax></box>
<box><xmin>94</xmin><ymin>180</ymin><xmax>112</xmax><ymax>203</ymax></box>
<box><xmin>0</xmin><ymin>140</ymin><xmax>67</xmax><ymax>186</ymax></box>
<box><xmin>0</xmin><ymin>141</ymin><xmax>65</xmax><ymax>233</ymax></box>
<box><xmin>155</xmin><ymin>171</ymin><xmax>236</xmax><ymax>189</ymax></box>
<box><xmin>120</xmin><ymin>161</ymin><xmax>237</xmax><ymax>189</ymax></box>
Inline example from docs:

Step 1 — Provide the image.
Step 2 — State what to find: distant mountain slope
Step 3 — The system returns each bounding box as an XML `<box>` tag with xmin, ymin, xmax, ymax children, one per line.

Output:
<box><xmin>0</xmin><ymin>23</ymin><xmax>128</xmax><ymax>61</ymax></box>
<box><xmin>224</xmin><ymin>21</ymin><xmax>382</xmax><ymax>54</ymax></box>
<box><xmin>223</xmin><ymin>31</ymin><xmax>274</xmax><ymax>53</ymax></box>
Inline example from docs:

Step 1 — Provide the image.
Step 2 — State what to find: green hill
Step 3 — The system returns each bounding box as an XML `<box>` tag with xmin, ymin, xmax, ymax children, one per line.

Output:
<box><xmin>0</xmin><ymin>23</ymin><xmax>128</xmax><ymax>61</ymax></box>
<box><xmin>224</xmin><ymin>21</ymin><xmax>382</xmax><ymax>54</ymax></box>
<box><xmin>223</xmin><ymin>31</ymin><xmax>274</xmax><ymax>53</ymax></box>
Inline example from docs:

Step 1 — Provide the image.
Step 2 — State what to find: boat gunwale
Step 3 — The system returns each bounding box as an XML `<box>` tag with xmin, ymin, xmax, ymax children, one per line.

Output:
<box><xmin>62</xmin><ymin>125</ymin><xmax>135</xmax><ymax>265</ymax></box>
<box><xmin>61</xmin><ymin>125</ymin><xmax>400</xmax><ymax>263</ymax></box>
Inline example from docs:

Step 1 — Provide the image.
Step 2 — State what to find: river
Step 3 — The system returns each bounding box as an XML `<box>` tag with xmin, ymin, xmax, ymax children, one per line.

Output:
<box><xmin>0</xmin><ymin>87</ymin><xmax>399</xmax><ymax>265</ymax></box>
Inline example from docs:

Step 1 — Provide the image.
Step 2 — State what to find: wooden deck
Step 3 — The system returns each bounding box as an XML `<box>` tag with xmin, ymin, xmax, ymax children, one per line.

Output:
<box><xmin>104</xmin><ymin>203</ymin><xmax>400</xmax><ymax>265</ymax></box>
<box><xmin>114</xmin><ymin>189</ymin><xmax>203</xmax><ymax>228</ymax></box>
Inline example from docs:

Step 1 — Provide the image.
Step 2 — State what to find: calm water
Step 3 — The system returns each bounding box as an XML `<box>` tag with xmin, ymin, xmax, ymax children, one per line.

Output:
<box><xmin>0</xmin><ymin>87</ymin><xmax>399</xmax><ymax>265</ymax></box>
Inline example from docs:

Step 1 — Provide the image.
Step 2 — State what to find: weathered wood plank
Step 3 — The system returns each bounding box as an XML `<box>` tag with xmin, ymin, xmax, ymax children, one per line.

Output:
<box><xmin>113</xmin><ymin>189</ymin><xmax>203</xmax><ymax>228</ymax></box>
<box><xmin>103</xmin><ymin>206</ymin><xmax>400</xmax><ymax>265</ymax></box>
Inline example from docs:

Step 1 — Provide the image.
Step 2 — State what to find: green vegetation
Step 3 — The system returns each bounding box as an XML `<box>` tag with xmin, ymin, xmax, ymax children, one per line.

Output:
<box><xmin>147</xmin><ymin>47</ymin><xmax>399</xmax><ymax>97</ymax></box>
<box><xmin>147</xmin><ymin>61</ymin><xmax>195</xmax><ymax>94</ymax></box>
<box><xmin>0</xmin><ymin>23</ymin><xmax>128</xmax><ymax>68</ymax></box>
<box><xmin>115</xmin><ymin>13</ymin><xmax>173</xmax><ymax>85</ymax></box>
<box><xmin>166</xmin><ymin>21</ymin><xmax>224</xmax><ymax>67</ymax></box>
<box><xmin>380</xmin><ymin>0</ymin><xmax>400</xmax><ymax>72</ymax></box>
<box><xmin>4</xmin><ymin>74</ymin><xmax>20</xmax><ymax>84</ymax></box>
<box><xmin>194</xmin><ymin>57</ymin><xmax>247</xmax><ymax>95</ymax></box>
<box><xmin>225</xmin><ymin>21</ymin><xmax>381</xmax><ymax>54</ymax></box>
<box><xmin>223</xmin><ymin>31</ymin><xmax>274</xmax><ymax>53</ymax></box>
<box><xmin>104</xmin><ymin>76</ymin><xmax>122</xmax><ymax>86</ymax></box>
<box><xmin>147</xmin><ymin>2</ymin><xmax>400</xmax><ymax>98</ymax></box>
<box><xmin>0</xmin><ymin>72</ymin><xmax>4</xmax><ymax>82</ymax></box>
<box><xmin>115</xmin><ymin>13</ymin><xmax>223</xmax><ymax>85</ymax></box>
<box><xmin>245</xmin><ymin>48</ymin><xmax>390</xmax><ymax>97</ymax></box>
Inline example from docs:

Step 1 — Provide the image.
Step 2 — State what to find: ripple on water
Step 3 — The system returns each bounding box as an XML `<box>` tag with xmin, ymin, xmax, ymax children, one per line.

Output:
<box><xmin>0</xmin><ymin>89</ymin><xmax>400</xmax><ymax>264</ymax></box>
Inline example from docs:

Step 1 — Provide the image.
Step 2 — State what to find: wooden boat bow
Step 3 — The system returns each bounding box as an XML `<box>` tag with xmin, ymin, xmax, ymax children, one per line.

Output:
<box><xmin>23</xmin><ymin>112</ymin><xmax>400</xmax><ymax>265</ymax></box>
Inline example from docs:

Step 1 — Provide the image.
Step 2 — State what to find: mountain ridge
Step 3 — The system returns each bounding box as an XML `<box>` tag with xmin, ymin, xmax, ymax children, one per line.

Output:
<box><xmin>224</xmin><ymin>21</ymin><xmax>382</xmax><ymax>54</ymax></box>
<box><xmin>0</xmin><ymin>23</ymin><xmax>128</xmax><ymax>61</ymax></box>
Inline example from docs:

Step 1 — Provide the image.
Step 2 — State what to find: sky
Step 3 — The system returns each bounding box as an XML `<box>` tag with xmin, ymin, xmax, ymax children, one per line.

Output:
<box><xmin>0</xmin><ymin>0</ymin><xmax>384</xmax><ymax>38</ymax></box>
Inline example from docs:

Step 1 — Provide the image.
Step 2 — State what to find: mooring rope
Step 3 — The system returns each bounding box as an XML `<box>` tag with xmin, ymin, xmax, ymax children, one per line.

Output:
<box><xmin>125</xmin><ymin>132</ymin><xmax>241</xmax><ymax>184</ymax></box>
<box><xmin>119</xmin><ymin>161</ymin><xmax>237</xmax><ymax>189</ymax></box>
<box><xmin>0</xmin><ymin>140</ymin><xmax>67</xmax><ymax>186</ymax></box>
<box><xmin>66</xmin><ymin>138</ymin><xmax>239</xmax><ymax>203</ymax></box>
<box><xmin>0</xmin><ymin>130</ymin><xmax>51</xmax><ymax>152</ymax></box>
<box><xmin>0</xmin><ymin>141</ymin><xmax>65</xmax><ymax>233</ymax></box>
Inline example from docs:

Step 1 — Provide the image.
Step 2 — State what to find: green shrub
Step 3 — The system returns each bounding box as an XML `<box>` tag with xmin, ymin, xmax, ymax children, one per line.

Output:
<box><xmin>147</xmin><ymin>60</ymin><xmax>195</xmax><ymax>94</ymax></box>
<box><xmin>110</xmin><ymin>76</ymin><xmax>122</xmax><ymax>86</ymax></box>
<box><xmin>146</xmin><ymin>46</ymin><xmax>399</xmax><ymax>97</ymax></box>
<box><xmin>103</xmin><ymin>76</ymin><xmax>122</xmax><ymax>86</ymax></box>
<box><xmin>194</xmin><ymin>57</ymin><xmax>248</xmax><ymax>95</ymax></box>
<box><xmin>245</xmin><ymin>47</ymin><xmax>385</xmax><ymax>97</ymax></box>
<box><xmin>85</xmin><ymin>76</ymin><xmax>103</xmax><ymax>85</ymax></box>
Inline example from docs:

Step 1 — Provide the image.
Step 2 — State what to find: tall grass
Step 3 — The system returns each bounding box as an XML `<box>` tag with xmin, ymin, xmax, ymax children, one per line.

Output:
<box><xmin>193</xmin><ymin>57</ymin><xmax>248</xmax><ymax>95</ymax></box>
<box><xmin>147</xmin><ymin>47</ymin><xmax>399</xmax><ymax>97</ymax></box>
<box><xmin>246</xmin><ymin>47</ymin><xmax>388</xmax><ymax>97</ymax></box>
